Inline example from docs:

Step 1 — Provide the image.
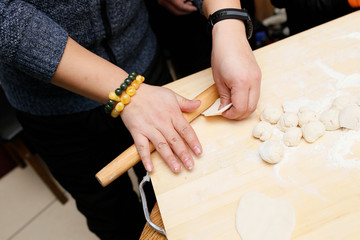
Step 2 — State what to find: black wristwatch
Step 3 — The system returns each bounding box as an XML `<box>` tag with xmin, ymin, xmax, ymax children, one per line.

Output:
<box><xmin>208</xmin><ymin>8</ymin><xmax>253</xmax><ymax>39</ymax></box>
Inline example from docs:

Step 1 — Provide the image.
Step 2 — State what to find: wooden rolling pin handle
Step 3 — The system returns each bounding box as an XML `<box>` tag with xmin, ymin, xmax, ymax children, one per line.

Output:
<box><xmin>96</xmin><ymin>84</ymin><xmax>219</xmax><ymax>187</ymax></box>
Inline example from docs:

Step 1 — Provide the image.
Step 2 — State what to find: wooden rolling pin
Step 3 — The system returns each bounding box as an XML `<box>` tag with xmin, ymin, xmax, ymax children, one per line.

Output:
<box><xmin>96</xmin><ymin>84</ymin><xmax>219</xmax><ymax>187</ymax></box>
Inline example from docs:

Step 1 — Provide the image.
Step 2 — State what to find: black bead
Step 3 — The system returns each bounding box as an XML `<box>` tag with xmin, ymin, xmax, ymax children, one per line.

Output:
<box><xmin>107</xmin><ymin>99</ymin><xmax>116</xmax><ymax>107</ymax></box>
<box><xmin>125</xmin><ymin>78</ymin><xmax>132</xmax><ymax>85</ymax></box>
<box><xmin>115</xmin><ymin>88</ymin><xmax>122</xmax><ymax>96</ymax></box>
<box><xmin>120</xmin><ymin>83</ymin><xmax>128</xmax><ymax>91</ymax></box>
<box><xmin>104</xmin><ymin>104</ymin><xmax>113</xmax><ymax>114</ymax></box>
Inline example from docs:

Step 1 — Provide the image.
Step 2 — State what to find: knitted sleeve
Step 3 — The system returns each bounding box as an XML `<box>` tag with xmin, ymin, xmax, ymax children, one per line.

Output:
<box><xmin>192</xmin><ymin>0</ymin><xmax>204</xmax><ymax>14</ymax></box>
<box><xmin>0</xmin><ymin>1</ymin><xmax>68</xmax><ymax>83</ymax></box>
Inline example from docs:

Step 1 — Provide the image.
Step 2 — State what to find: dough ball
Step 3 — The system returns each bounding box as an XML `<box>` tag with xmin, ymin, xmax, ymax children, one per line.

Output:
<box><xmin>277</xmin><ymin>112</ymin><xmax>298</xmax><ymax>132</ymax></box>
<box><xmin>260</xmin><ymin>105</ymin><xmax>283</xmax><ymax>124</ymax></box>
<box><xmin>252</xmin><ymin>121</ymin><xmax>272</xmax><ymax>141</ymax></box>
<box><xmin>298</xmin><ymin>107</ymin><xmax>313</xmax><ymax>113</ymax></box>
<box><xmin>332</xmin><ymin>96</ymin><xmax>351</xmax><ymax>110</ymax></box>
<box><xmin>301</xmin><ymin>121</ymin><xmax>325</xmax><ymax>143</ymax></box>
<box><xmin>339</xmin><ymin>105</ymin><xmax>360</xmax><ymax>130</ymax></box>
<box><xmin>297</xmin><ymin>110</ymin><xmax>318</xmax><ymax>127</ymax></box>
<box><xmin>319</xmin><ymin>108</ymin><xmax>340</xmax><ymax>131</ymax></box>
<box><xmin>283</xmin><ymin>127</ymin><xmax>302</xmax><ymax>147</ymax></box>
<box><xmin>258</xmin><ymin>140</ymin><xmax>284</xmax><ymax>164</ymax></box>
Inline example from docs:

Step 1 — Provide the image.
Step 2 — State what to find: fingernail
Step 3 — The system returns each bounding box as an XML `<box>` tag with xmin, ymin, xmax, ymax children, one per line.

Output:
<box><xmin>185</xmin><ymin>159</ymin><xmax>193</xmax><ymax>170</ymax></box>
<box><xmin>193</xmin><ymin>145</ymin><xmax>202</xmax><ymax>155</ymax></box>
<box><xmin>173</xmin><ymin>161</ymin><xmax>181</xmax><ymax>172</ymax></box>
<box><xmin>145</xmin><ymin>163</ymin><xmax>153</xmax><ymax>172</ymax></box>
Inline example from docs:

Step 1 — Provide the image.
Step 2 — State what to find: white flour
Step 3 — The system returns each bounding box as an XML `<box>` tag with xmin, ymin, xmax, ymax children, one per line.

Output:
<box><xmin>336</xmin><ymin>74</ymin><xmax>360</xmax><ymax>89</ymax></box>
<box><xmin>335</xmin><ymin>32</ymin><xmax>360</xmax><ymax>40</ymax></box>
<box><xmin>327</xmin><ymin>129</ymin><xmax>360</xmax><ymax>169</ymax></box>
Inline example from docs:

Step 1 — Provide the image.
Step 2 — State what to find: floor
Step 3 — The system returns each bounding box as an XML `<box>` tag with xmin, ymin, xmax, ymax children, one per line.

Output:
<box><xmin>0</xmin><ymin>162</ymin><xmax>141</xmax><ymax>240</ymax></box>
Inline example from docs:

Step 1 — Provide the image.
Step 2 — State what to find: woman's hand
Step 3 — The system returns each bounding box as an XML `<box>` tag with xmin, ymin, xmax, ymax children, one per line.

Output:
<box><xmin>157</xmin><ymin>0</ymin><xmax>197</xmax><ymax>15</ymax></box>
<box><xmin>211</xmin><ymin>20</ymin><xmax>262</xmax><ymax>120</ymax></box>
<box><xmin>121</xmin><ymin>84</ymin><xmax>202</xmax><ymax>173</ymax></box>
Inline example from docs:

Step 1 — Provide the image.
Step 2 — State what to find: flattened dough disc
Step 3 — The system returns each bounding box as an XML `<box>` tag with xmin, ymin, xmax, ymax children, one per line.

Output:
<box><xmin>201</xmin><ymin>98</ymin><xmax>232</xmax><ymax>117</ymax></box>
<box><xmin>236</xmin><ymin>192</ymin><xmax>296</xmax><ymax>240</ymax></box>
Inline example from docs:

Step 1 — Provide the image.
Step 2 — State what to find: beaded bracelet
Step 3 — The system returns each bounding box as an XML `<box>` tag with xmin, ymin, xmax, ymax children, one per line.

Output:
<box><xmin>104</xmin><ymin>71</ymin><xmax>145</xmax><ymax>118</ymax></box>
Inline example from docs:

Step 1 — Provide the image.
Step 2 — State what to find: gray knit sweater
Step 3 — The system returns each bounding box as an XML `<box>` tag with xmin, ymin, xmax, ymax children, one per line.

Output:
<box><xmin>0</xmin><ymin>0</ymin><xmax>203</xmax><ymax>116</ymax></box>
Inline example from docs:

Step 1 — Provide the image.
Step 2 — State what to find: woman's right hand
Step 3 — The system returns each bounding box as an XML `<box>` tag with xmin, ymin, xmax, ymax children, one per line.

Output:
<box><xmin>120</xmin><ymin>83</ymin><xmax>203</xmax><ymax>173</ymax></box>
<box><xmin>157</xmin><ymin>0</ymin><xmax>197</xmax><ymax>15</ymax></box>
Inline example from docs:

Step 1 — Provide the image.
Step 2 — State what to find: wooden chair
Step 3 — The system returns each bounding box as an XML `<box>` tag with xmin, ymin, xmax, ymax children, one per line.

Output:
<box><xmin>0</xmin><ymin>87</ymin><xmax>68</xmax><ymax>204</ymax></box>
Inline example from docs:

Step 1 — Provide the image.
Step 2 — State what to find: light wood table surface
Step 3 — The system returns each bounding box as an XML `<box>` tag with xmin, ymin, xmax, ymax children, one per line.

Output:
<box><xmin>141</xmin><ymin>11</ymin><xmax>360</xmax><ymax>239</ymax></box>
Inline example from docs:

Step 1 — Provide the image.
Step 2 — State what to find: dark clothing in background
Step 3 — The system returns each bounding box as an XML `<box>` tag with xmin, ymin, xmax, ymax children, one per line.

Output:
<box><xmin>145</xmin><ymin>0</ymin><xmax>256</xmax><ymax>79</ymax></box>
<box><xmin>271</xmin><ymin>0</ymin><xmax>357</xmax><ymax>34</ymax></box>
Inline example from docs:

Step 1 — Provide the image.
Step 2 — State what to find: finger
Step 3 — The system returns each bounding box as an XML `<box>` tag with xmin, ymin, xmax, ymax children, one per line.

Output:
<box><xmin>162</xmin><ymin>126</ymin><xmax>195</xmax><ymax>170</ymax></box>
<box><xmin>150</xmin><ymin>131</ymin><xmax>182</xmax><ymax>173</ymax></box>
<box><xmin>223</xmin><ymin>86</ymin><xmax>250</xmax><ymax>120</ymax></box>
<box><xmin>175</xmin><ymin>93</ymin><xmax>201</xmax><ymax>113</ymax></box>
<box><xmin>133</xmin><ymin>134</ymin><xmax>153</xmax><ymax>172</ymax></box>
<box><xmin>215</xmin><ymin>80</ymin><xmax>232</xmax><ymax>110</ymax></box>
<box><xmin>161</xmin><ymin>1</ymin><xmax>195</xmax><ymax>15</ymax></box>
<box><xmin>247</xmin><ymin>84</ymin><xmax>261</xmax><ymax>114</ymax></box>
<box><xmin>182</xmin><ymin>2</ymin><xmax>197</xmax><ymax>12</ymax></box>
<box><xmin>174</xmin><ymin>0</ymin><xmax>197</xmax><ymax>11</ymax></box>
<box><xmin>174</xmin><ymin>116</ymin><xmax>202</xmax><ymax>157</ymax></box>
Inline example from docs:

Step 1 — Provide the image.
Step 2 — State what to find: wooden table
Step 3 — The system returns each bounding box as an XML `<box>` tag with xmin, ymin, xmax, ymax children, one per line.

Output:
<box><xmin>141</xmin><ymin>11</ymin><xmax>360</xmax><ymax>239</ymax></box>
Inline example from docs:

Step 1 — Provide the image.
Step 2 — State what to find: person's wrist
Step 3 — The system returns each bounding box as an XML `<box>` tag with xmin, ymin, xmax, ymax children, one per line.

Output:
<box><xmin>104</xmin><ymin>72</ymin><xmax>145</xmax><ymax>118</ymax></box>
<box><xmin>212</xmin><ymin>19</ymin><xmax>247</xmax><ymax>43</ymax></box>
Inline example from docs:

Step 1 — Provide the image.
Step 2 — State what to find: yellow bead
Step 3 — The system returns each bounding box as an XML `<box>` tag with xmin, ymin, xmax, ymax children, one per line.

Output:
<box><xmin>136</xmin><ymin>75</ymin><xmax>145</xmax><ymax>83</ymax></box>
<box><xmin>110</xmin><ymin>109</ymin><xmax>120</xmax><ymax>118</ymax></box>
<box><xmin>131</xmin><ymin>81</ymin><xmax>140</xmax><ymax>89</ymax></box>
<box><xmin>115</xmin><ymin>102</ymin><xmax>124</xmax><ymax>112</ymax></box>
<box><xmin>121</xmin><ymin>93</ymin><xmax>131</xmax><ymax>105</ymax></box>
<box><xmin>109</xmin><ymin>92</ymin><xmax>121</xmax><ymax>102</ymax></box>
<box><xmin>126</xmin><ymin>86</ymin><xmax>136</xmax><ymax>96</ymax></box>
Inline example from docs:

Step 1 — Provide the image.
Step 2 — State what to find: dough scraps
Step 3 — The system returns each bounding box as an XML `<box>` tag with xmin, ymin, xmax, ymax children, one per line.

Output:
<box><xmin>236</xmin><ymin>192</ymin><xmax>296</xmax><ymax>240</ymax></box>
<box><xmin>201</xmin><ymin>98</ymin><xmax>233</xmax><ymax>117</ymax></box>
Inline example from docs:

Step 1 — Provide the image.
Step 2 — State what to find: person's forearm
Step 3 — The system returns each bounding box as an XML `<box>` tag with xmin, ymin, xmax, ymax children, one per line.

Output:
<box><xmin>51</xmin><ymin>37</ymin><xmax>128</xmax><ymax>104</ymax></box>
<box><xmin>201</xmin><ymin>0</ymin><xmax>241</xmax><ymax>18</ymax></box>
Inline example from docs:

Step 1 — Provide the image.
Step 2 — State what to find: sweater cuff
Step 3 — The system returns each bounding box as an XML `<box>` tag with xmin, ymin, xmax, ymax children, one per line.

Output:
<box><xmin>348</xmin><ymin>0</ymin><xmax>360</xmax><ymax>7</ymax></box>
<box><xmin>16</xmin><ymin>11</ymin><xmax>68</xmax><ymax>83</ymax></box>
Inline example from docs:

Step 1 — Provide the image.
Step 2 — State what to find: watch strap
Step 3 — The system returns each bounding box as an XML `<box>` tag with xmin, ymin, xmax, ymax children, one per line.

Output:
<box><xmin>208</xmin><ymin>8</ymin><xmax>253</xmax><ymax>39</ymax></box>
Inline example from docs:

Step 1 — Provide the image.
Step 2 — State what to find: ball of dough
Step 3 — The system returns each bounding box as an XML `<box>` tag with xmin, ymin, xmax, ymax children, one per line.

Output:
<box><xmin>332</xmin><ymin>96</ymin><xmax>351</xmax><ymax>110</ymax></box>
<box><xmin>258</xmin><ymin>140</ymin><xmax>284</xmax><ymax>164</ymax></box>
<box><xmin>339</xmin><ymin>105</ymin><xmax>360</xmax><ymax>130</ymax></box>
<box><xmin>252</xmin><ymin>121</ymin><xmax>272</xmax><ymax>141</ymax></box>
<box><xmin>301</xmin><ymin>121</ymin><xmax>326</xmax><ymax>143</ymax></box>
<box><xmin>319</xmin><ymin>108</ymin><xmax>340</xmax><ymax>131</ymax></box>
<box><xmin>283</xmin><ymin>127</ymin><xmax>302</xmax><ymax>147</ymax></box>
<box><xmin>297</xmin><ymin>110</ymin><xmax>318</xmax><ymax>127</ymax></box>
<box><xmin>277</xmin><ymin>112</ymin><xmax>298</xmax><ymax>132</ymax></box>
<box><xmin>260</xmin><ymin>105</ymin><xmax>283</xmax><ymax>124</ymax></box>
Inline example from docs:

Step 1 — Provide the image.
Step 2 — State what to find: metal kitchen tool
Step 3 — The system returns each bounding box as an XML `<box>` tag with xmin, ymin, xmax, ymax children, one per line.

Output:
<box><xmin>139</xmin><ymin>172</ymin><xmax>167</xmax><ymax>238</ymax></box>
